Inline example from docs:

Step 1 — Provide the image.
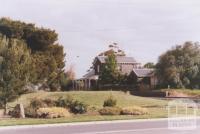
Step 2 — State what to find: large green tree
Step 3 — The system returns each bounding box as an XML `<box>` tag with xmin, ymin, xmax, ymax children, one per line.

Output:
<box><xmin>156</xmin><ymin>42</ymin><xmax>200</xmax><ymax>89</ymax></box>
<box><xmin>0</xmin><ymin>34</ymin><xmax>32</xmax><ymax>114</ymax></box>
<box><xmin>0</xmin><ymin>18</ymin><xmax>65</xmax><ymax>90</ymax></box>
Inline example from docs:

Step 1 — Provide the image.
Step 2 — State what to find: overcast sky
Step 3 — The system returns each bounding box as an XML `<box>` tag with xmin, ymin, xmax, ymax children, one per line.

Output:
<box><xmin>1</xmin><ymin>0</ymin><xmax>200</xmax><ymax>78</ymax></box>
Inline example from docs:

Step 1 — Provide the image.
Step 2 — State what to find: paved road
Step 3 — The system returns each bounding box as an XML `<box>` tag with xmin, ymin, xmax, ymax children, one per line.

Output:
<box><xmin>0</xmin><ymin>119</ymin><xmax>200</xmax><ymax>134</ymax></box>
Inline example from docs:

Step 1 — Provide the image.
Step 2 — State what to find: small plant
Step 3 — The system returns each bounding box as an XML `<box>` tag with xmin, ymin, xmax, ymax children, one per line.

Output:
<box><xmin>36</xmin><ymin>107</ymin><xmax>71</xmax><ymax>118</ymax></box>
<box><xmin>25</xmin><ymin>107</ymin><xmax>37</xmax><ymax>118</ymax></box>
<box><xmin>43</xmin><ymin>99</ymin><xmax>56</xmax><ymax>107</ymax></box>
<box><xmin>103</xmin><ymin>95</ymin><xmax>117</xmax><ymax>107</ymax></box>
<box><xmin>26</xmin><ymin>98</ymin><xmax>57</xmax><ymax>117</ymax></box>
<box><xmin>99</xmin><ymin>107</ymin><xmax>121</xmax><ymax>115</ymax></box>
<box><xmin>30</xmin><ymin>98</ymin><xmax>47</xmax><ymax>109</ymax></box>
<box><xmin>121</xmin><ymin>106</ymin><xmax>148</xmax><ymax>115</ymax></box>
<box><xmin>56</xmin><ymin>96</ymin><xmax>88</xmax><ymax>114</ymax></box>
<box><xmin>56</xmin><ymin>96</ymin><xmax>73</xmax><ymax>108</ymax></box>
<box><xmin>70</xmin><ymin>100</ymin><xmax>88</xmax><ymax>114</ymax></box>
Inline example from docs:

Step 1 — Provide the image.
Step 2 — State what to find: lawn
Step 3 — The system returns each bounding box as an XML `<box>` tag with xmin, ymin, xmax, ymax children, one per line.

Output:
<box><xmin>9</xmin><ymin>91</ymin><xmax>168</xmax><ymax>108</ymax></box>
<box><xmin>0</xmin><ymin>91</ymin><xmax>169</xmax><ymax>126</ymax></box>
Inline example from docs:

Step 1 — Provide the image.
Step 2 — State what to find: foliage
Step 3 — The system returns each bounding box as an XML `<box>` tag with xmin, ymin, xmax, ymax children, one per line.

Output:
<box><xmin>56</xmin><ymin>96</ymin><xmax>87</xmax><ymax>114</ymax></box>
<box><xmin>26</xmin><ymin>98</ymin><xmax>59</xmax><ymax>117</ymax></box>
<box><xmin>156</xmin><ymin>42</ymin><xmax>200</xmax><ymax>89</ymax></box>
<box><xmin>144</xmin><ymin>62</ymin><xmax>155</xmax><ymax>68</ymax></box>
<box><xmin>56</xmin><ymin>96</ymin><xmax>74</xmax><ymax>108</ymax></box>
<box><xmin>0</xmin><ymin>34</ymin><xmax>32</xmax><ymax>114</ymax></box>
<box><xmin>29</xmin><ymin>98</ymin><xmax>48</xmax><ymax>109</ymax></box>
<box><xmin>30</xmin><ymin>98</ymin><xmax>56</xmax><ymax>109</ymax></box>
<box><xmin>36</xmin><ymin>107</ymin><xmax>71</xmax><ymax>118</ymax></box>
<box><xmin>25</xmin><ymin>106</ymin><xmax>37</xmax><ymax>118</ymax></box>
<box><xmin>121</xmin><ymin>106</ymin><xmax>148</xmax><ymax>115</ymax></box>
<box><xmin>0</xmin><ymin>18</ymin><xmax>66</xmax><ymax>91</ymax></box>
<box><xmin>60</xmin><ymin>66</ymin><xmax>76</xmax><ymax>91</ymax></box>
<box><xmin>103</xmin><ymin>95</ymin><xmax>117</xmax><ymax>107</ymax></box>
<box><xmin>99</xmin><ymin>52</ymin><xmax>120</xmax><ymax>85</ymax></box>
<box><xmin>69</xmin><ymin>100</ymin><xmax>88</xmax><ymax>114</ymax></box>
<box><xmin>98</xmin><ymin>43</ymin><xmax>126</xmax><ymax>56</ymax></box>
<box><xmin>0</xmin><ymin>17</ymin><xmax>57</xmax><ymax>51</ymax></box>
<box><xmin>99</xmin><ymin>107</ymin><xmax>121</xmax><ymax>115</ymax></box>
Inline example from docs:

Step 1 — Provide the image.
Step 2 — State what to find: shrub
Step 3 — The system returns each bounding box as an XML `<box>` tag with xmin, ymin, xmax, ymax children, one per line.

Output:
<box><xmin>70</xmin><ymin>100</ymin><xmax>88</xmax><ymax>114</ymax></box>
<box><xmin>56</xmin><ymin>96</ymin><xmax>73</xmax><ymax>108</ymax></box>
<box><xmin>103</xmin><ymin>96</ymin><xmax>117</xmax><ymax>107</ymax></box>
<box><xmin>43</xmin><ymin>99</ymin><xmax>56</xmax><ymax>107</ymax></box>
<box><xmin>30</xmin><ymin>98</ymin><xmax>47</xmax><ymax>109</ymax></box>
<box><xmin>121</xmin><ymin>106</ymin><xmax>148</xmax><ymax>115</ymax></box>
<box><xmin>25</xmin><ymin>107</ymin><xmax>37</xmax><ymax>118</ymax></box>
<box><xmin>56</xmin><ymin>97</ymin><xmax>88</xmax><ymax>114</ymax></box>
<box><xmin>30</xmin><ymin>98</ymin><xmax>57</xmax><ymax>109</ymax></box>
<box><xmin>99</xmin><ymin>107</ymin><xmax>121</xmax><ymax>115</ymax></box>
<box><xmin>26</xmin><ymin>98</ymin><xmax>57</xmax><ymax>117</ymax></box>
<box><xmin>36</xmin><ymin>107</ymin><xmax>71</xmax><ymax>118</ymax></box>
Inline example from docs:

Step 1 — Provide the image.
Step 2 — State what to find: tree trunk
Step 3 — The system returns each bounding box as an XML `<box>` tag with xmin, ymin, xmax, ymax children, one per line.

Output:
<box><xmin>4</xmin><ymin>102</ymin><xmax>7</xmax><ymax>115</ymax></box>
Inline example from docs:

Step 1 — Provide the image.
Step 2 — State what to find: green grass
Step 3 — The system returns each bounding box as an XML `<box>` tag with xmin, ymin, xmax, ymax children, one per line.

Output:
<box><xmin>9</xmin><ymin>91</ymin><xmax>168</xmax><ymax>108</ymax></box>
<box><xmin>0</xmin><ymin>91</ymin><xmax>169</xmax><ymax>126</ymax></box>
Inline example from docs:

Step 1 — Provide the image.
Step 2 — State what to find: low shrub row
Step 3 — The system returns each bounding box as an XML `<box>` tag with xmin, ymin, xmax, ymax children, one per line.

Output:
<box><xmin>99</xmin><ymin>106</ymin><xmax>148</xmax><ymax>116</ymax></box>
<box><xmin>25</xmin><ymin>96</ymin><xmax>88</xmax><ymax>118</ymax></box>
<box><xmin>21</xmin><ymin>94</ymin><xmax>148</xmax><ymax>118</ymax></box>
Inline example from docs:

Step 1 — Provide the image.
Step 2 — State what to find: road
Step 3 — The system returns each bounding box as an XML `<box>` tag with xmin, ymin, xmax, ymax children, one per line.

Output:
<box><xmin>0</xmin><ymin>119</ymin><xmax>200</xmax><ymax>134</ymax></box>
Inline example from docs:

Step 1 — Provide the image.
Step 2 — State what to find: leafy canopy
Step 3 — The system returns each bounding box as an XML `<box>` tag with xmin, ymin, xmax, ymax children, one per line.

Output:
<box><xmin>156</xmin><ymin>42</ymin><xmax>200</xmax><ymax>89</ymax></box>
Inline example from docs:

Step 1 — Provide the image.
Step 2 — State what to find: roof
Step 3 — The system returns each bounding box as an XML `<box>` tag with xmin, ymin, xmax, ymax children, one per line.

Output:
<box><xmin>81</xmin><ymin>69</ymin><xmax>98</xmax><ymax>80</ymax></box>
<box><xmin>96</xmin><ymin>56</ymin><xmax>137</xmax><ymax>64</ymax></box>
<box><xmin>133</xmin><ymin>68</ymin><xmax>154</xmax><ymax>77</ymax></box>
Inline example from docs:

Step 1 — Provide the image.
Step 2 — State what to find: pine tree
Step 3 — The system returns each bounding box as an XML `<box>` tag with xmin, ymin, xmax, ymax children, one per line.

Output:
<box><xmin>0</xmin><ymin>34</ymin><xmax>32</xmax><ymax>114</ymax></box>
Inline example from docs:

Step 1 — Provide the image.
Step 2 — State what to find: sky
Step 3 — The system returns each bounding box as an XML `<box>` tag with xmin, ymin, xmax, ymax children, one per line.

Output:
<box><xmin>1</xmin><ymin>0</ymin><xmax>200</xmax><ymax>78</ymax></box>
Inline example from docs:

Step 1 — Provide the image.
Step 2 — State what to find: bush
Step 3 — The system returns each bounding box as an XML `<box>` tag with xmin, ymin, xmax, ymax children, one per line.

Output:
<box><xmin>43</xmin><ymin>99</ymin><xmax>56</xmax><ymax>107</ymax></box>
<box><xmin>30</xmin><ymin>98</ymin><xmax>47</xmax><ymax>109</ymax></box>
<box><xmin>103</xmin><ymin>96</ymin><xmax>117</xmax><ymax>107</ymax></box>
<box><xmin>99</xmin><ymin>107</ymin><xmax>121</xmax><ymax>115</ymax></box>
<box><xmin>56</xmin><ymin>96</ymin><xmax>73</xmax><ymax>108</ymax></box>
<box><xmin>26</xmin><ymin>98</ymin><xmax>57</xmax><ymax>117</ymax></box>
<box><xmin>121</xmin><ymin>106</ymin><xmax>148</xmax><ymax>115</ymax></box>
<box><xmin>25</xmin><ymin>107</ymin><xmax>37</xmax><ymax>118</ymax></box>
<box><xmin>36</xmin><ymin>107</ymin><xmax>71</xmax><ymax>118</ymax></box>
<box><xmin>30</xmin><ymin>98</ymin><xmax>56</xmax><ymax>109</ymax></box>
<box><xmin>70</xmin><ymin>100</ymin><xmax>88</xmax><ymax>114</ymax></box>
<box><xmin>56</xmin><ymin>96</ymin><xmax>88</xmax><ymax>114</ymax></box>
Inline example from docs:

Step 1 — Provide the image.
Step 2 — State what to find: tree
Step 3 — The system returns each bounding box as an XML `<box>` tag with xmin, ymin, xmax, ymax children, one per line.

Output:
<box><xmin>0</xmin><ymin>34</ymin><xmax>32</xmax><ymax>114</ymax></box>
<box><xmin>156</xmin><ymin>42</ymin><xmax>200</xmax><ymax>89</ymax></box>
<box><xmin>0</xmin><ymin>18</ymin><xmax>65</xmax><ymax>90</ymax></box>
<box><xmin>99</xmin><ymin>52</ymin><xmax>120</xmax><ymax>85</ymax></box>
<box><xmin>60</xmin><ymin>65</ymin><xmax>76</xmax><ymax>91</ymax></box>
<box><xmin>144</xmin><ymin>62</ymin><xmax>155</xmax><ymax>68</ymax></box>
<box><xmin>98</xmin><ymin>43</ymin><xmax>126</xmax><ymax>56</ymax></box>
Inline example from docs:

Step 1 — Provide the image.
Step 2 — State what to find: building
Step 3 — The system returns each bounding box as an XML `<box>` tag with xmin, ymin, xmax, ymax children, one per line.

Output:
<box><xmin>93</xmin><ymin>56</ymin><xmax>141</xmax><ymax>75</ymax></box>
<box><xmin>75</xmin><ymin>55</ymin><xmax>158</xmax><ymax>90</ymax></box>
